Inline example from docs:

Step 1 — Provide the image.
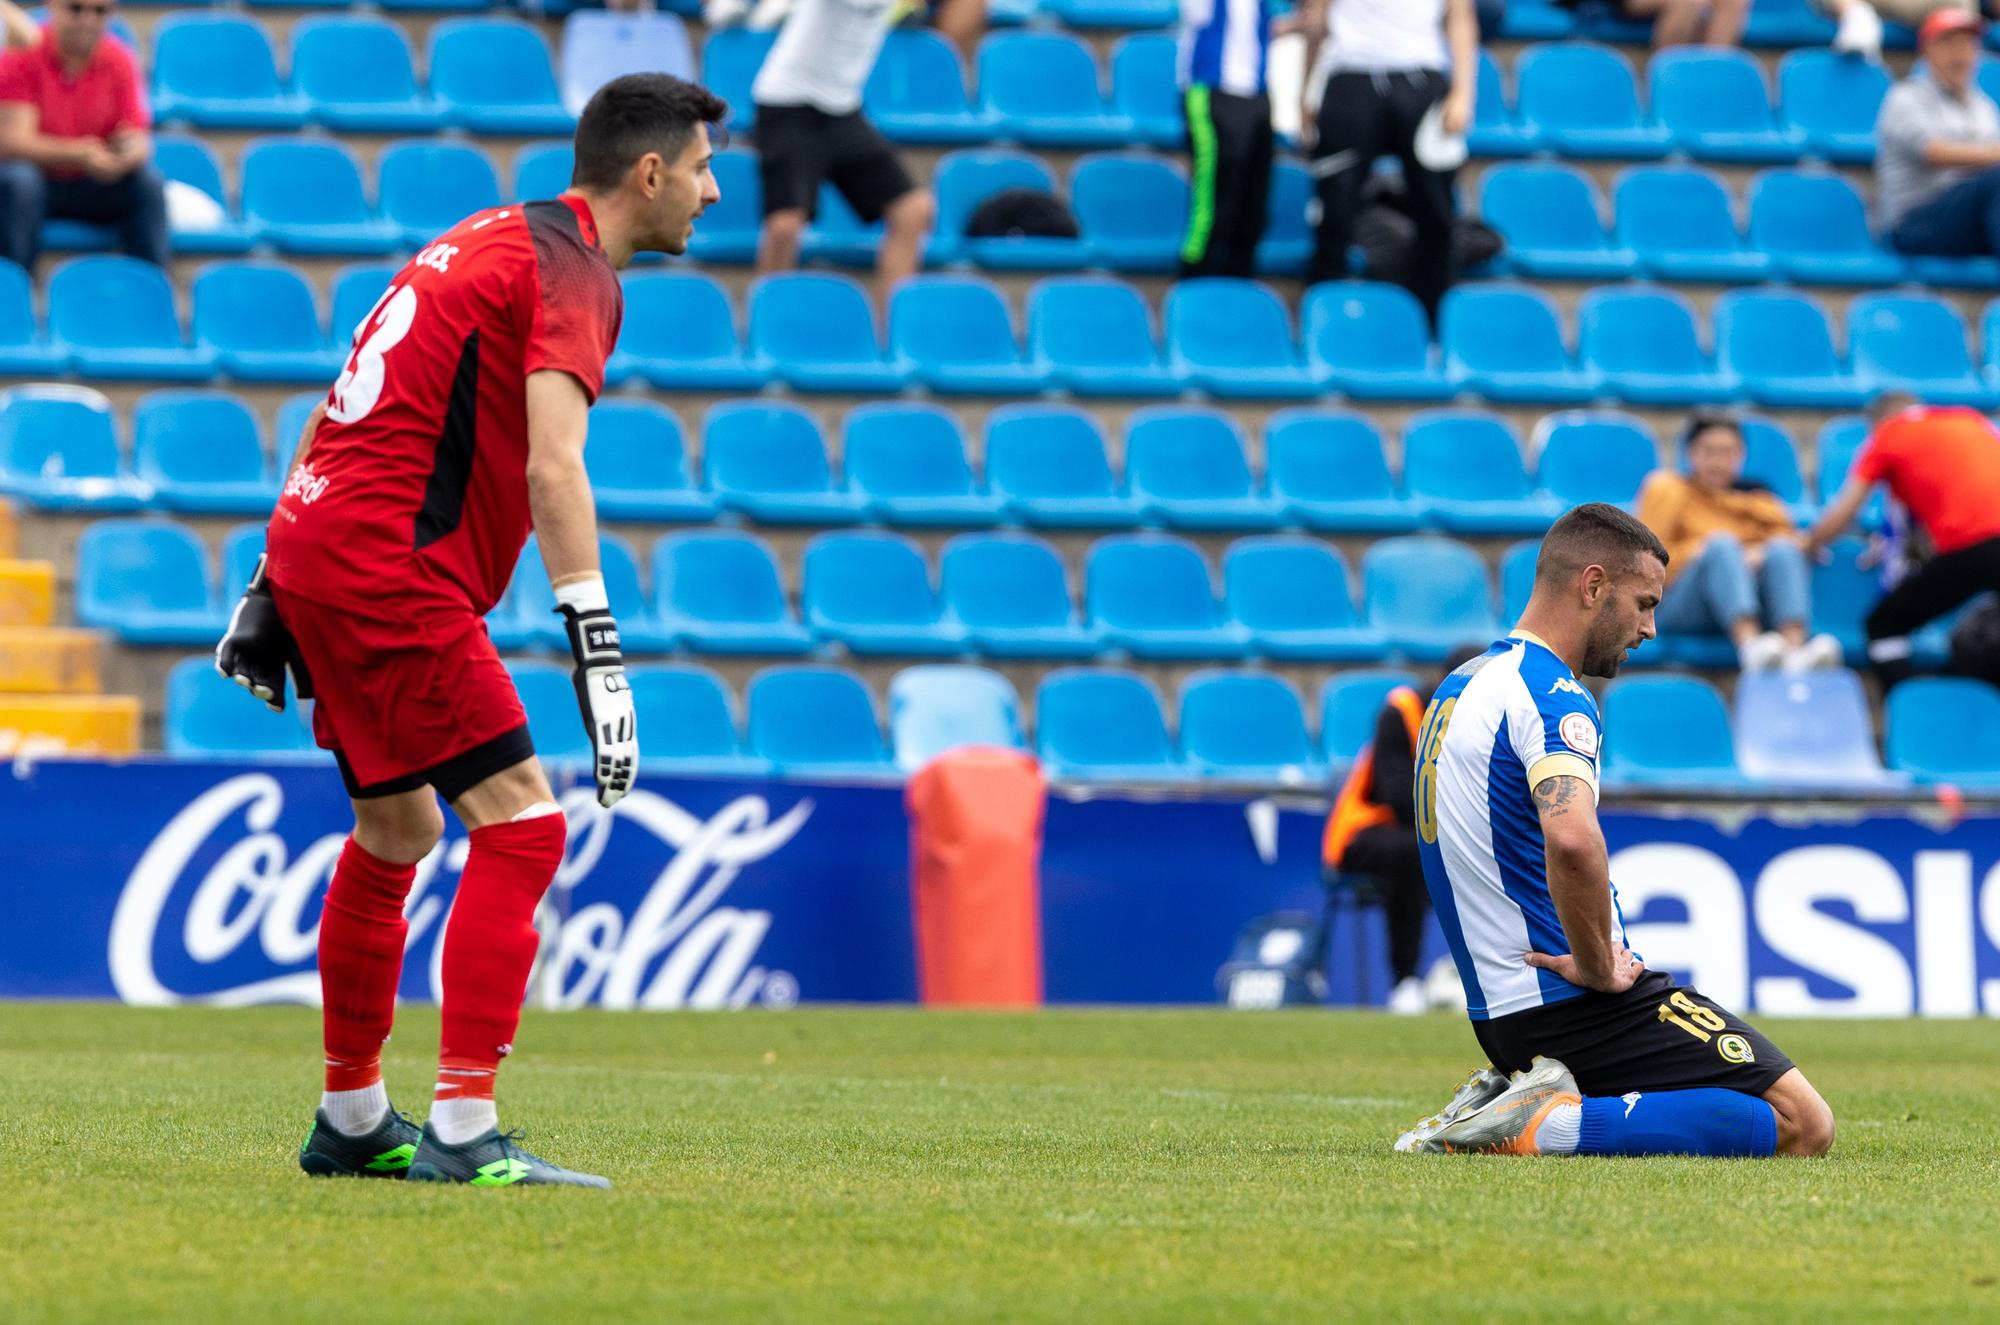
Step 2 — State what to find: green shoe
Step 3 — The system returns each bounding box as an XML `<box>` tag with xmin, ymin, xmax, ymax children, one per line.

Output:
<box><xmin>406</xmin><ymin>1124</ymin><xmax>611</xmax><ymax>1189</ymax></box>
<box><xmin>299</xmin><ymin>1107</ymin><xmax>422</xmax><ymax>1179</ymax></box>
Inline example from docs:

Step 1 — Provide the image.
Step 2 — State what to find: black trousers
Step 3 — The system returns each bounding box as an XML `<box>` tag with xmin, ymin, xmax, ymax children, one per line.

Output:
<box><xmin>1867</xmin><ymin>535</ymin><xmax>2000</xmax><ymax>684</ymax></box>
<box><xmin>1340</xmin><ymin>824</ymin><xmax>1428</xmax><ymax>985</ymax></box>
<box><xmin>1180</xmin><ymin>86</ymin><xmax>1274</xmax><ymax>279</ymax></box>
<box><xmin>1307</xmin><ymin>68</ymin><xmax>1457</xmax><ymax>321</ymax></box>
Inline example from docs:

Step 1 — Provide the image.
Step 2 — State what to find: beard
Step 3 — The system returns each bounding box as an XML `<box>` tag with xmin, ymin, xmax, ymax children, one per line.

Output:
<box><xmin>1579</xmin><ymin>615</ymin><xmax>1630</xmax><ymax>678</ymax></box>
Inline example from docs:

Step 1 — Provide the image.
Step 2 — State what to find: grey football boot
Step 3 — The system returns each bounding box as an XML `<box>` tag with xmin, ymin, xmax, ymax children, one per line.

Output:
<box><xmin>1421</xmin><ymin>1056</ymin><xmax>1581</xmax><ymax>1155</ymax></box>
<box><xmin>1393</xmin><ymin>1066</ymin><xmax>1512</xmax><ymax>1153</ymax></box>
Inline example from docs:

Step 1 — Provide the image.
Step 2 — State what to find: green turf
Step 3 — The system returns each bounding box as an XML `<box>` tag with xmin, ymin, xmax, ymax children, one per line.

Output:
<box><xmin>3</xmin><ymin>1004</ymin><xmax>1997</xmax><ymax>1324</ymax></box>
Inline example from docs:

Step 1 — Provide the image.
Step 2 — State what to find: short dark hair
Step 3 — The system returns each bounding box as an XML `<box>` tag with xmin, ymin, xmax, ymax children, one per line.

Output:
<box><xmin>571</xmin><ymin>74</ymin><xmax>728</xmax><ymax>192</ymax></box>
<box><xmin>1535</xmin><ymin>502</ymin><xmax>1669</xmax><ymax>587</ymax></box>
<box><xmin>1866</xmin><ymin>390</ymin><xmax>1921</xmax><ymax>425</ymax></box>
<box><xmin>1680</xmin><ymin>410</ymin><xmax>1744</xmax><ymax>452</ymax></box>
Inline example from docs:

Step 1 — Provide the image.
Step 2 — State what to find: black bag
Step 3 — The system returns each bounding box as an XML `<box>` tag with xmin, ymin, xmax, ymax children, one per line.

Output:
<box><xmin>965</xmin><ymin>188</ymin><xmax>1080</xmax><ymax>240</ymax></box>
<box><xmin>1948</xmin><ymin>597</ymin><xmax>2000</xmax><ymax>686</ymax></box>
<box><xmin>1352</xmin><ymin>174</ymin><xmax>1505</xmax><ymax>285</ymax></box>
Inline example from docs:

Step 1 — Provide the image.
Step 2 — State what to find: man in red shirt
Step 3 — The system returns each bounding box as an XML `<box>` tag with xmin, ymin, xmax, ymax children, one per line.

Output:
<box><xmin>0</xmin><ymin>0</ymin><xmax>165</xmax><ymax>269</ymax></box>
<box><xmin>1808</xmin><ymin>392</ymin><xmax>2000</xmax><ymax>683</ymax></box>
<box><xmin>215</xmin><ymin>74</ymin><xmax>725</xmax><ymax>1188</ymax></box>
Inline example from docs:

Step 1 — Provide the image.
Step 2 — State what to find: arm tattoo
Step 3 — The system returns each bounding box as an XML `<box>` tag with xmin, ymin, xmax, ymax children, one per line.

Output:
<box><xmin>1532</xmin><ymin>775</ymin><xmax>1584</xmax><ymax>818</ymax></box>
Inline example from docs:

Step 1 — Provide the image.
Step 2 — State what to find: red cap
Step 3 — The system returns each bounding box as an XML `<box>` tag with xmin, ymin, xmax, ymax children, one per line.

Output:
<box><xmin>1920</xmin><ymin>9</ymin><xmax>1984</xmax><ymax>44</ymax></box>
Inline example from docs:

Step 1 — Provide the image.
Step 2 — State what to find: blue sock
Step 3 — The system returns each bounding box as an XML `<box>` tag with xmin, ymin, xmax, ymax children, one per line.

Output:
<box><xmin>1575</xmin><ymin>1089</ymin><xmax>1778</xmax><ymax>1158</ymax></box>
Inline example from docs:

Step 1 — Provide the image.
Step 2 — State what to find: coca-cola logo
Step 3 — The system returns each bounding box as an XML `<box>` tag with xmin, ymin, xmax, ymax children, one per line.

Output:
<box><xmin>107</xmin><ymin>774</ymin><xmax>813</xmax><ymax>1011</ymax></box>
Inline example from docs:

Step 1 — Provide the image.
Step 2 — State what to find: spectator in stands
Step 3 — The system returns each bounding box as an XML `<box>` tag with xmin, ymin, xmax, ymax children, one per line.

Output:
<box><xmin>0</xmin><ymin>0</ymin><xmax>165</xmax><ymax>272</ymax></box>
<box><xmin>932</xmin><ymin>0</ymin><xmax>988</xmax><ymax>62</ymax></box>
<box><xmin>752</xmin><ymin>0</ymin><xmax>935</xmax><ymax>305</ymax></box>
<box><xmin>1553</xmin><ymin>0</ymin><xmax>1748</xmax><ymax>47</ymax></box>
<box><xmin>1819</xmin><ymin>1</ymin><xmax>1995</xmax><ymax>62</ymax></box>
<box><xmin>1876</xmin><ymin>11</ymin><xmax>2000</xmax><ymax>258</ymax></box>
<box><xmin>1</xmin><ymin>3</ymin><xmax>37</xmax><ymax>49</ymax></box>
<box><xmin>1298</xmin><ymin>0</ymin><xmax>1476</xmax><ymax>322</ymax></box>
<box><xmin>1639</xmin><ymin>416</ymin><xmax>1842</xmax><ymax>674</ymax></box>
<box><xmin>1177</xmin><ymin>0</ymin><xmax>1276</xmax><ymax>277</ymax></box>
<box><xmin>1809</xmin><ymin>394</ymin><xmax>2000</xmax><ymax>686</ymax></box>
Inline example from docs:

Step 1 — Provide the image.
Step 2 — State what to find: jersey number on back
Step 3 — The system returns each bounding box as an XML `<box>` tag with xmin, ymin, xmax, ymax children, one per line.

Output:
<box><xmin>328</xmin><ymin>284</ymin><xmax>419</xmax><ymax>425</ymax></box>
<box><xmin>1414</xmin><ymin>696</ymin><xmax>1457</xmax><ymax>846</ymax></box>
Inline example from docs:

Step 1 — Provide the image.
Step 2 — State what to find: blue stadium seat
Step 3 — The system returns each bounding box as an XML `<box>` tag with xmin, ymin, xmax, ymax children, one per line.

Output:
<box><xmin>1179</xmin><ymin>671</ymin><xmax>1326</xmax><ymax>783</ymax></box>
<box><xmin>584</xmin><ymin>398</ymin><xmax>715</xmax><ymax>522</ymax></box>
<box><xmin>1479</xmin><ymin>164</ymin><xmax>1637</xmax><ymax>279</ymax></box>
<box><xmin>803</xmin><ymin>531</ymin><xmax>967</xmax><ymax>656</ymax></box>
<box><xmin>1070</xmin><ymin>153</ymin><xmax>1186</xmax><ymax>272</ymax></box>
<box><xmin>628</xmin><ymin>664</ymin><xmax>771</xmax><ymax>778</ymax></box>
<box><xmin>133</xmin><ymin>391</ymin><xmax>279</xmax><ymax>516</ymax></box>
<box><xmin>164</xmin><ymin>657</ymin><xmax>318</xmax><ymax>760</ymax></box>
<box><xmin>152</xmin><ymin>16</ymin><xmax>308</xmax><ymax>129</ymax></box>
<box><xmin>889</xmin><ymin>665</ymin><xmax>1026</xmax><ymax>769</ymax></box>
<box><xmin>1498</xmin><ymin>0</ymin><xmax>1577</xmax><ymax>38</ymax></box>
<box><xmin>379</xmin><ymin>141</ymin><xmax>501</xmax><ymax>247</ymax></box>
<box><xmin>940</xmin><ymin>533</ymin><xmax>1101</xmax><ymax>658</ymax></box>
<box><xmin>506</xmin><ymin>660</ymin><xmax>590</xmax><ymax>765</ymax></box>
<box><xmin>1034</xmin><ymin>668</ymin><xmax>1186</xmax><ymax>781</ymax></box>
<box><xmin>1887</xmin><ymin>678</ymin><xmax>2000</xmax><ymax>790</ymax></box>
<box><xmin>1440</xmin><ymin>284</ymin><xmax>1600</xmax><ymax>404</ymax></box>
<box><xmin>513</xmin><ymin>141</ymin><xmax>576</xmax><ymax>203</ymax></box>
<box><xmin>154</xmin><ymin>135</ymin><xmax>256</xmax><ymax>255</ymax></box>
<box><xmin>931</xmin><ymin>151</ymin><xmax>1087</xmax><ymax>269</ymax></box>
<box><xmin>1109</xmin><ymin>34</ymin><xmax>1181</xmax><ymax>147</ymax></box>
<box><xmin>429</xmin><ymin>19</ymin><xmax>572</xmax><ymax>134</ymax></box>
<box><xmin>1577</xmin><ymin>286</ymin><xmax>1737</xmax><ymax>406</ymax></box>
<box><xmin>48</xmin><ymin>257</ymin><xmax>218</xmax><ymax>381</ymax></box>
<box><xmin>1735</xmin><ymin>415</ymin><xmax>1812</xmax><ymax>517</ymax></box>
<box><xmin>1363</xmin><ymin>536</ymin><xmax>1500</xmax><ymax>659</ymax></box>
<box><xmin>1043</xmin><ymin>0</ymin><xmax>1174</xmax><ymax>27</ymax></box>
<box><xmin>292</xmin><ymin>17</ymin><xmax>442</xmax><ymax>132</ymax></box>
<box><xmin>748</xmin><ymin>273</ymin><xmax>907</xmax><ymax>392</ymax></box>
<box><xmin>1319</xmin><ymin>669</ymin><xmax>1420</xmax><ymax>774</ymax></box>
<box><xmin>1300</xmin><ymin>282</ymin><xmax>1452</xmax><ymax>401</ymax></box>
<box><xmin>1025</xmin><ymin>277</ymin><xmax>1181</xmax><ymax>397</ymax></box>
<box><xmin>985</xmin><ymin>404</ymin><xmax>1142</xmax><ymax>527</ymax></box>
<box><xmin>1743</xmin><ymin>0</ymin><xmax>1838</xmax><ymax>43</ymax></box>
<box><xmin>1224</xmin><ymin>536</ymin><xmax>1382</xmax><ymax>661</ymax></box>
<box><xmin>1810</xmin><ymin>537</ymin><xmax>1887</xmax><ymax>662</ymax></box>
<box><xmin>1403</xmin><ymin>409</ymin><xmax>1558</xmax><ymax>535</ymax></box>
<box><xmin>0</xmin><ymin>259</ymin><xmax>61</xmax><ymax>375</ymax></box>
<box><xmin>1165</xmin><ymin>278</ymin><xmax>1315</xmax><ymax>398</ymax></box>
<box><xmin>843</xmin><ymin>403</ymin><xmax>1003</xmax><ymax>526</ymax></box>
<box><xmin>700</xmin><ymin>27</ymin><xmax>773</xmax><ymax>132</ymax></box>
<box><xmin>1778</xmin><ymin>49</ymin><xmax>1886</xmax><ymax>164</ymax></box>
<box><xmin>1534</xmin><ymin>410</ymin><xmax>1659</xmax><ymax>508</ymax></box>
<box><xmin>1086</xmin><ymin>534</ymin><xmax>1248</xmax><ymax>659</ymax></box>
<box><xmin>1125</xmin><ymin>407</ymin><xmax>1282</xmax><ymax>529</ymax></box>
<box><xmin>508</xmin><ymin>532</ymin><xmax>673</xmax><ymax>653</ymax></box>
<box><xmin>1265</xmin><ymin>409</ymin><xmax>1421</xmax><ymax>533</ymax></box>
<box><xmin>76</xmin><ymin>519</ymin><xmax>225</xmax><ymax>643</ymax></box>
<box><xmin>747</xmin><ymin>666</ymin><xmax>896</xmax><ymax>778</ymax></box>
<box><xmin>801</xmin><ymin>183</ymin><xmax>883</xmax><ymax>268</ymax></box>
<box><xmin>1651</xmin><ymin>48</ymin><xmax>1802</xmax><ymax>163</ymax></box>
<box><xmin>889</xmin><ymin>276</ymin><xmax>1046</xmax><ymax>394</ymax></box>
<box><xmin>1499</xmin><ymin>539</ymin><xmax>1539</xmax><ymax>624</ymax></box>
<box><xmin>1515</xmin><ymin>43</ymin><xmax>1671</xmax><ymax>159</ymax></box>
<box><xmin>1849</xmin><ymin>293</ymin><xmax>1997</xmax><ymax>408</ymax></box>
<box><xmin>1257</xmin><ymin>161</ymin><xmax>1315</xmax><ymax>276</ymax></box>
<box><xmin>978</xmin><ymin>31</ymin><xmax>1131</xmax><ymax>147</ymax></box>
<box><xmin>222</xmin><ymin>525</ymin><xmax>266</xmax><ymax>603</ymax></box>
<box><xmin>1748</xmin><ymin>170</ymin><xmax>1903</xmax><ymax>285</ymax></box>
<box><xmin>653</xmin><ymin>531</ymin><xmax>812</xmax><ymax>655</ymax></box>
<box><xmin>559</xmin><ymin>9</ymin><xmax>695</xmax><ymax>118</ymax></box>
<box><xmin>0</xmin><ymin>385</ymin><xmax>145</xmax><ymax>510</ymax></box>
<box><xmin>273</xmin><ymin>392</ymin><xmax>323</xmax><ymax>476</ymax></box>
<box><xmin>375</xmin><ymin>0</ymin><xmax>504</xmax><ymax>13</ymax></box>
<box><xmin>1815</xmin><ymin>420</ymin><xmax>1887</xmax><ymax>530</ymax></box>
<box><xmin>1734</xmin><ymin>669</ymin><xmax>1906</xmax><ymax>790</ymax></box>
<box><xmin>327</xmin><ymin>266</ymin><xmax>397</xmax><ymax>349</ymax></box>
<box><xmin>1715</xmin><ymin>289</ymin><xmax>1867</xmax><ymax>409</ymax></box>
<box><xmin>1614</xmin><ymin>165</ymin><xmax>1772</xmax><ymax>283</ymax></box>
<box><xmin>864</xmin><ymin>29</ymin><xmax>994</xmax><ymax>143</ymax></box>
<box><xmin>241</xmin><ymin>139</ymin><xmax>400</xmax><ymax>255</ymax></box>
<box><xmin>609</xmin><ymin>271</ymin><xmax>765</xmax><ymax>390</ymax></box>
<box><xmin>1469</xmin><ymin>47</ymin><xmax>1542</xmax><ymax>157</ymax></box>
<box><xmin>1600</xmin><ymin>675</ymin><xmax>1744</xmax><ymax>790</ymax></box>
<box><xmin>192</xmin><ymin>263</ymin><xmax>342</xmax><ymax>383</ymax></box>
<box><xmin>703</xmin><ymin>400</ymin><xmax>868</xmax><ymax>525</ymax></box>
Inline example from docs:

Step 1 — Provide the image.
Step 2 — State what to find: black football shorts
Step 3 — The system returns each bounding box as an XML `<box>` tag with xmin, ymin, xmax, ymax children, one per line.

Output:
<box><xmin>754</xmin><ymin>103</ymin><xmax>917</xmax><ymax>223</ymax></box>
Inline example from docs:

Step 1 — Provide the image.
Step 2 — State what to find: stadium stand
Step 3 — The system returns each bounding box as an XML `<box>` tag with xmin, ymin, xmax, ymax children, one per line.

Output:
<box><xmin>888</xmin><ymin>665</ymin><xmax>1026</xmax><ymax>770</ymax></box>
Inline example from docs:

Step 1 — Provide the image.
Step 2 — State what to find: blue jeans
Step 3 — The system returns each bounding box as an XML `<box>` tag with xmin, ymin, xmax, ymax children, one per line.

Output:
<box><xmin>0</xmin><ymin>158</ymin><xmax>170</xmax><ymax>269</ymax></box>
<box><xmin>1889</xmin><ymin>165</ymin><xmax>2000</xmax><ymax>257</ymax></box>
<box><xmin>1657</xmin><ymin>533</ymin><xmax>1811</xmax><ymax>636</ymax></box>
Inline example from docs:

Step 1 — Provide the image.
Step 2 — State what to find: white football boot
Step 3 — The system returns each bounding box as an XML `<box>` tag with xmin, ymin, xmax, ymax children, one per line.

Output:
<box><xmin>1420</xmin><ymin>1056</ymin><xmax>1581</xmax><ymax>1155</ymax></box>
<box><xmin>1393</xmin><ymin>1065</ymin><xmax>1512</xmax><ymax>1153</ymax></box>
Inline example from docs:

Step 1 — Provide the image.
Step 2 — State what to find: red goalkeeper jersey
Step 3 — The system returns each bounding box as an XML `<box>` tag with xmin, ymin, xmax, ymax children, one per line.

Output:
<box><xmin>266</xmin><ymin>195</ymin><xmax>622</xmax><ymax>619</ymax></box>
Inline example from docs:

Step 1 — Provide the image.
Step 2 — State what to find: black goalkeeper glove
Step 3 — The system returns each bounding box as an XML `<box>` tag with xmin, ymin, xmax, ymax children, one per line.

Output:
<box><xmin>555</xmin><ymin>577</ymin><xmax>637</xmax><ymax>808</ymax></box>
<box><xmin>214</xmin><ymin>553</ymin><xmax>311</xmax><ymax>713</ymax></box>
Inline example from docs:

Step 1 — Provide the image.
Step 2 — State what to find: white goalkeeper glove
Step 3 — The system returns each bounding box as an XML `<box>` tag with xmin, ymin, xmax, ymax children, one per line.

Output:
<box><xmin>555</xmin><ymin>576</ymin><xmax>637</xmax><ymax>808</ymax></box>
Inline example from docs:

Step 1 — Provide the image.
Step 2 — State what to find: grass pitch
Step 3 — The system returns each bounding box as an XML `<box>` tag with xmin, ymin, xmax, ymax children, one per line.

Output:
<box><xmin>3</xmin><ymin>1004</ymin><xmax>1997</xmax><ymax>1324</ymax></box>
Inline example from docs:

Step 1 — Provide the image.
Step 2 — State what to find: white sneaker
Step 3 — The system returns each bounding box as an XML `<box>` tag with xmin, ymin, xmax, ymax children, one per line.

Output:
<box><xmin>1740</xmin><ymin>631</ymin><xmax>1787</xmax><ymax>673</ymax></box>
<box><xmin>1833</xmin><ymin>2</ymin><xmax>1883</xmax><ymax>60</ymax></box>
<box><xmin>1386</xmin><ymin>976</ymin><xmax>1427</xmax><ymax>1015</ymax></box>
<box><xmin>1423</xmin><ymin>955</ymin><xmax>1467</xmax><ymax>1012</ymax></box>
<box><xmin>1783</xmin><ymin>633</ymin><xmax>1845</xmax><ymax>675</ymax></box>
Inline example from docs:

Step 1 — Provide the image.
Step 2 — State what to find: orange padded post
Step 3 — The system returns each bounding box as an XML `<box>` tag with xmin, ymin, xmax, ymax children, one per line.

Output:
<box><xmin>905</xmin><ymin>748</ymin><xmax>1046</xmax><ymax>1006</ymax></box>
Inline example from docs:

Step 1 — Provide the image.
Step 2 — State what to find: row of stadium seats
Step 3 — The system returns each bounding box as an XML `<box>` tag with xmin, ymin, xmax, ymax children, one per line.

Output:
<box><xmin>0</xmin><ymin>496</ymin><xmax>140</xmax><ymax>756</ymax></box>
<box><xmin>160</xmin><ymin>650</ymin><xmax>2000</xmax><ymax>793</ymax></box>
<box><xmin>110</xmin><ymin>0</ymin><xmax>1145</xmax><ymax>29</ymax></box>
<box><xmin>0</xmin><ymin>384</ymin><xmax>1874</xmax><ymax>533</ymax></box>
<box><xmin>76</xmin><ymin>517</ymin><xmax>1928</xmax><ymax>670</ymax></box>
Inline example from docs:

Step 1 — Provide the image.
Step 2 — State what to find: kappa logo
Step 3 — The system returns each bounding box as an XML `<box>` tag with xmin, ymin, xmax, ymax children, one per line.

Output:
<box><xmin>1547</xmin><ymin>677</ymin><xmax>1589</xmax><ymax>698</ymax></box>
<box><xmin>1718</xmin><ymin>1034</ymin><xmax>1756</xmax><ymax>1065</ymax></box>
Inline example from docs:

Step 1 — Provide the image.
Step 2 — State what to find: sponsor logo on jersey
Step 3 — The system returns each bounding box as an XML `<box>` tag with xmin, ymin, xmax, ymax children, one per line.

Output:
<box><xmin>282</xmin><ymin>463</ymin><xmax>330</xmax><ymax>505</ymax></box>
<box><xmin>1559</xmin><ymin>712</ymin><xmax>1599</xmax><ymax>757</ymax></box>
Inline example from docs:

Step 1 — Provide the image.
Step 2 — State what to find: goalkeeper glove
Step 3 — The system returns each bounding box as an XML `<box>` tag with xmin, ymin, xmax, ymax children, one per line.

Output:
<box><xmin>555</xmin><ymin>576</ymin><xmax>637</xmax><ymax>808</ymax></box>
<box><xmin>214</xmin><ymin>553</ymin><xmax>311</xmax><ymax>713</ymax></box>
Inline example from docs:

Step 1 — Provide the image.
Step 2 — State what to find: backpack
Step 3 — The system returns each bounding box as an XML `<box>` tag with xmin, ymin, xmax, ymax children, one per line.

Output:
<box><xmin>965</xmin><ymin>188</ymin><xmax>1080</xmax><ymax>240</ymax></box>
<box><xmin>1948</xmin><ymin>597</ymin><xmax>2000</xmax><ymax>687</ymax></box>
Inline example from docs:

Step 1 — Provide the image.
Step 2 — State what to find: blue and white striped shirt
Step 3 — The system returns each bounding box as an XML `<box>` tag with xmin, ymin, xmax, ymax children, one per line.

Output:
<box><xmin>1177</xmin><ymin>0</ymin><xmax>1272</xmax><ymax>97</ymax></box>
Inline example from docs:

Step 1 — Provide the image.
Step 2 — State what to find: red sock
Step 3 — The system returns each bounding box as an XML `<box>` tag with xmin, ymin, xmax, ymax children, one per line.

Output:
<box><xmin>437</xmin><ymin>813</ymin><xmax>566</xmax><ymax>1089</ymax></box>
<box><xmin>320</xmin><ymin>837</ymin><xmax>418</xmax><ymax>1092</ymax></box>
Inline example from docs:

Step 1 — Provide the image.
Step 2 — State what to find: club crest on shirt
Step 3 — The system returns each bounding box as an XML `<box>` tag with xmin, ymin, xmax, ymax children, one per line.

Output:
<box><xmin>1718</xmin><ymin>1034</ymin><xmax>1755</xmax><ymax>1065</ymax></box>
<box><xmin>1559</xmin><ymin>712</ymin><xmax>1598</xmax><ymax>757</ymax></box>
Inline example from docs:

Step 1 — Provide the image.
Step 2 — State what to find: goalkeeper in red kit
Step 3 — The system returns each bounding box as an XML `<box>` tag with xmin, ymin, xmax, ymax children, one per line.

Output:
<box><xmin>213</xmin><ymin>75</ymin><xmax>725</xmax><ymax>1188</ymax></box>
